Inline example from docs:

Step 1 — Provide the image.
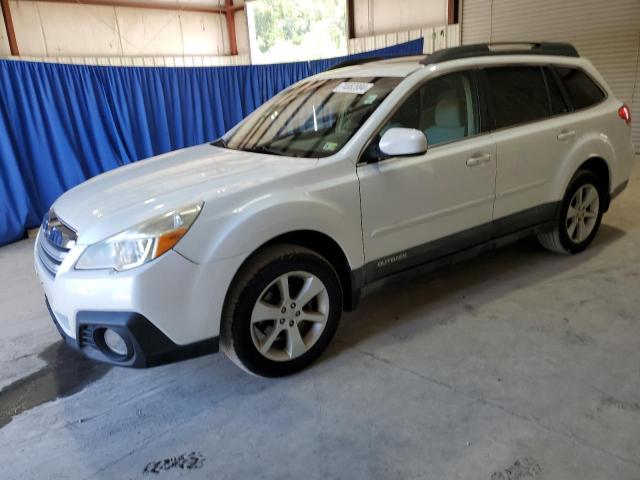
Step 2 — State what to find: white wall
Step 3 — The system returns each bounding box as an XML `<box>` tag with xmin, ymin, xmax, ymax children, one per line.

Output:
<box><xmin>353</xmin><ymin>0</ymin><xmax>447</xmax><ymax>37</ymax></box>
<box><xmin>4</xmin><ymin>0</ymin><xmax>450</xmax><ymax>60</ymax></box>
<box><xmin>4</xmin><ymin>0</ymin><xmax>249</xmax><ymax>57</ymax></box>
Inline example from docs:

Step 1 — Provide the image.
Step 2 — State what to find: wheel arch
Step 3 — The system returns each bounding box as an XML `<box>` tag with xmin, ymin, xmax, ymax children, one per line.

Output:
<box><xmin>576</xmin><ymin>156</ymin><xmax>612</xmax><ymax>210</ymax></box>
<box><xmin>554</xmin><ymin>129</ymin><xmax>616</xmax><ymax>207</ymax></box>
<box><xmin>225</xmin><ymin>229</ymin><xmax>362</xmax><ymax>313</ymax></box>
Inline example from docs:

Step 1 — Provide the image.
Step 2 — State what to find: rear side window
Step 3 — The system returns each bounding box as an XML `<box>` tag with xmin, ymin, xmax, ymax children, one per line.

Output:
<box><xmin>485</xmin><ymin>66</ymin><xmax>550</xmax><ymax>129</ymax></box>
<box><xmin>555</xmin><ymin>67</ymin><xmax>605</xmax><ymax>110</ymax></box>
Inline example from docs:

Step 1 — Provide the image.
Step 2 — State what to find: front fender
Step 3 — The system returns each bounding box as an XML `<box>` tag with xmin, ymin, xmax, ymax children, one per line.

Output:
<box><xmin>176</xmin><ymin>192</ymin><xmax>364</xmax><ymax>271</ymax></box>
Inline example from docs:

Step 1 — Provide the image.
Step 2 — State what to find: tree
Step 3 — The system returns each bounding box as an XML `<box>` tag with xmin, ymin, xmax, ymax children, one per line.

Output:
<box><xmin>253</xmin><ymin>0</ymin><xmax>346</xmax><ymax>54</ymax></box>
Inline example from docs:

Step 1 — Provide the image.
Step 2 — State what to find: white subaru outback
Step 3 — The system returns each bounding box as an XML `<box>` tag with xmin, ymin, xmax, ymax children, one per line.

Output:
<box><xmin>35</xmin><ymin>42</ymin><xmax>634</xmax><ymax>376</ymax></box>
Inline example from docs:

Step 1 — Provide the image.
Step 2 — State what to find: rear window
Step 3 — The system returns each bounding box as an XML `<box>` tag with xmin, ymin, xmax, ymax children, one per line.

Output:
<box><xmin>485</xmin><ymin>66</ymin><xmax>550</xmax><ymax>129</ymax></box>
<box><xmin>555</xmin><ymin>67</ymin><xmax>605</xmax><ymax>110</ymax></box>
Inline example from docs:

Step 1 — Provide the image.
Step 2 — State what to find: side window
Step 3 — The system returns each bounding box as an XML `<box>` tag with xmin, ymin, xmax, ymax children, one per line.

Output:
<box><xmin>485</xmin><ymin>66</ymin><xmax>549</xmax><ymax>129</ymax></box>
<box><xmin>382</xmin><ymin>70</ymin><xmax>478</xmax><ymax>147</ymax></box>
<box><xmin>543</xmin><ymin>67</ymin><xmax>570</xmax><ymax>115</ymax></box>
<box><xmin>555</xmin><ymin>67</ymin><xmax>605</xmax><ymax>110</ymax></box>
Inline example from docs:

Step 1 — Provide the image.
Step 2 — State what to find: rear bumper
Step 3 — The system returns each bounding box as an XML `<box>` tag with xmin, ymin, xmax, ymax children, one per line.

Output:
<box><xmin>46</xmin><ymin>297</ymin><xmax>218</xmax><ymax>367</ymax></box>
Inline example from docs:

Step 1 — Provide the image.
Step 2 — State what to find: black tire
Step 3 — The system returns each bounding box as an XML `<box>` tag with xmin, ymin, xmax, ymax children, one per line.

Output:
<box><xmin>537</xmin><ymin>169</ymin><xmax>605</xmax><ymax>254</ymax></box>
<box><xmin>221</xmin><ymin>244</ymin><xmax>342</xmax><ymax>377</ymax></box>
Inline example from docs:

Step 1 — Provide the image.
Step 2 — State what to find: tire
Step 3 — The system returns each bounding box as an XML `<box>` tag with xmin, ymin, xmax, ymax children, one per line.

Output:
<box><xmin>221</xmin><ymin>244</ymin><xmax>342</xmax><ymax>377</ymax></box>
<box><xmin>537</xmin><ymin>169</ymin><xmax>605</xmax><ymax>254</ymax></box>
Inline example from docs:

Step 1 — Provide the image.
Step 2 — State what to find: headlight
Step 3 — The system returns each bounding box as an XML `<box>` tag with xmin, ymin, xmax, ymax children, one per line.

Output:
<box><xmin>76</xmin><ymin>202</ymin><xmax>202</xmax><ymax>271</ymax></box>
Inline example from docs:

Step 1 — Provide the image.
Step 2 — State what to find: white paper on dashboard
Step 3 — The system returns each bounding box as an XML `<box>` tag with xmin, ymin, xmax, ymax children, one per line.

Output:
<box><xmin>332</xmin><ymin>82</ymin><xmax>374</xmax><ymax>95</ymax></box>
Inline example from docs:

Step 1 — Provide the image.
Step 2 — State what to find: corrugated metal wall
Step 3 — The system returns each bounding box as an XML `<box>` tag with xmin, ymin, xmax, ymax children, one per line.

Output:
<box><xmin>461</xmin><ymin>0</ymin><xmax>640</xmax><ymax>152</ymax></box>
<box><xmin>19</xmin><ymin>24</ymin><xmax>457</xmax><ymax>67</ymax></box>
<box><xmin>353</xmin><ymin>0</ymin><xmax>448</xmax><ymax>37</ymax></box>
<box><xmin>10</xmin><ymin>25</ymin><xmax>460</xmax><ymax>67</ymax></box>
<box><xmin>348</xmin><ymin>24</ymin><xmax>460</xmax><ymax>54</ymax></box>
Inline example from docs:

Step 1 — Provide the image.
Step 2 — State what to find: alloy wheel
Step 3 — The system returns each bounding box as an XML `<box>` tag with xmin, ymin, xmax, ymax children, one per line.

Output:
<box><xmin>250</xmin><ymin>271</ymin><xmax>329</xmax><ymax>361</ymax></box>
<box><xmin>566</xmin><ymin>184</ymin><xmax>600</xmax><ymax>243</ymax></box>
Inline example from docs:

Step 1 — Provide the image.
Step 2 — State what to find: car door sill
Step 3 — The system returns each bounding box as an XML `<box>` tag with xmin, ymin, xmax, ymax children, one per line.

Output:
<box><xmin>353</xmin><ymin>201</ymin><xmax>560</xmax><ymax>302</ymax></box>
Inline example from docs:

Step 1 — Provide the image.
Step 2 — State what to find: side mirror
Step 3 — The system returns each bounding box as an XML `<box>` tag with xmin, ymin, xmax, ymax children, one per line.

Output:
<box><xmin>379</xmin><ymin>128</ymin><xmax>428</xmax><ymax>157</ymax></box>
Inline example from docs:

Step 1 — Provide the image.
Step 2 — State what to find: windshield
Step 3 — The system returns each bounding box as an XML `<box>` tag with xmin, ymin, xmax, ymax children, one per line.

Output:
<box><xmin>224</xmin><ymin>77</ymin><xmax>402</xmax><ymax>158</ymax></box>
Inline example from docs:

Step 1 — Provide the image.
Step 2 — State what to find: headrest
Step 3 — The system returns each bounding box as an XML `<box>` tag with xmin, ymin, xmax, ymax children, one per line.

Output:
<box><xmin>435</xmin><ymin>97</ymin><xmax>462</xmax><ymax>128</ymax></box>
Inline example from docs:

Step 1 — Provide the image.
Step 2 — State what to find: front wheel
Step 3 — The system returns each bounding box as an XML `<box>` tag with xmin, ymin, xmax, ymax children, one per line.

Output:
<box><xmin>537</xmin><ymin>169</ymin><xmax>605</xmax><ymax>254</ymax></box>
<box><xmin>221</xmin><ymin>244</ymin><xmax>342</xmax><ymax>377</ymax></box>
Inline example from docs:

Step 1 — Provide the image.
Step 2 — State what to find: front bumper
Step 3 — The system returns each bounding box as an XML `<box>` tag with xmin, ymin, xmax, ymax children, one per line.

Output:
<box><xmin>46</xmin><ymin>297</ymin><xmax>218</xmax><ymax>367</ymax></box>
<box><xmin>34</xmin><ymin>229</ymin><xmax>247</xmax><ymax>367</ymax></box>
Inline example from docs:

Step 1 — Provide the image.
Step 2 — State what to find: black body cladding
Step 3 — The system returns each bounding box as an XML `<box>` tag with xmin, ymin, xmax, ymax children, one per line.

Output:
<box><xmin>46</xmin><ymin>298</ymin><xmax>219</xmax><ymax>368</ymax></box>
<box><xmin>355</xmin><ymin>201</ymin><xmax>560</xmax><ymax>286</ymax></box>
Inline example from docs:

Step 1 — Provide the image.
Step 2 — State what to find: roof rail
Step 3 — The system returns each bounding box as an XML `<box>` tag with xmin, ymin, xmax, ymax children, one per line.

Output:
<box><xmin>420</xmin><ymin>42</ymin><xmax>579</xmax><ymax>66</ymax></box>
<box><xmin>327</xmin><ymin>52</ymin><xmax>425</xmax><ymax>71</ymax></box>
<box><xmin>327</xmin><ymin>56</ymin><xmax>387</xmax><ymax>71</ymax></box>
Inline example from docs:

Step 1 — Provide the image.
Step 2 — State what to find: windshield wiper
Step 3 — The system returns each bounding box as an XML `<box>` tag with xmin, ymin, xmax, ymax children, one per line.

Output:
<box><xmin>241</xmin><ymin>145</ymin><xmax>289</xmax><ymax>157</ymax></box>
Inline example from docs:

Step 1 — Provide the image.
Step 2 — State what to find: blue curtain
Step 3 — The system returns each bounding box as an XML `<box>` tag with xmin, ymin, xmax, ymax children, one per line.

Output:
<box><xmin>0</xmin><ymin>38</ymin><xmax>423</xmax><ymax>245</ymax></box>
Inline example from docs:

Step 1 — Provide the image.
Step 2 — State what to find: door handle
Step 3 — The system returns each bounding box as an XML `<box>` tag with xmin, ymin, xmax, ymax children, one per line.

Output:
<box><xmin>557</xmin><ymin>129</ymin><xmax>575</xmax><ymax>142</ymax></box>
<box><xmin>466</xmin><ymin>153</ymin><xmax>491</xmax><ymax>167</ymax></box>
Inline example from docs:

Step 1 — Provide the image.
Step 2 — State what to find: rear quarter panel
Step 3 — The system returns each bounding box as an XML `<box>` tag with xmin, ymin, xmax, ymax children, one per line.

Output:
<box><xmin>551</xmin><ymin>72</ymin><xmax>634</xmax><ymax>201</ymax></box>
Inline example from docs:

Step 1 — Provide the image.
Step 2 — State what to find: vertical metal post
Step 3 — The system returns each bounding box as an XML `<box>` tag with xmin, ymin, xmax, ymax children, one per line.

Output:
<box><xmin>1</xmin><ymin>0</ymin><xmax>19</xmax><ymax>55</ymax></box>
<box><xmin>347</xmin><ymin>0</ymin><xmax>355</xmax><ymax>39</ymax></box>
<box><xmin>447</xmin><ymin>0</ymin><xmax>456</xmax><ymax>24</ymax></box>
<box><xmin>225</xmin><ymin>0</ymin><xmax>238</xmax><ymax>55</ymax></box>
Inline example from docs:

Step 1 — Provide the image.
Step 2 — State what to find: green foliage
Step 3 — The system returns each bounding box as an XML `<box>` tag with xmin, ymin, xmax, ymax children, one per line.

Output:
<box><xmin>253</xmin><ymin>0</ymin><xmax>346</xmax><ymax>54</ymax></box>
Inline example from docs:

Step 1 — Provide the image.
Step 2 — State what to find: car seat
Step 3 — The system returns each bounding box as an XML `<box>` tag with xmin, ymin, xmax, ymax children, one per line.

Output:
<box><xmin>424</xmin><ymin>96</ymin><xmax>466</xmax><ymax>145</ymax></box>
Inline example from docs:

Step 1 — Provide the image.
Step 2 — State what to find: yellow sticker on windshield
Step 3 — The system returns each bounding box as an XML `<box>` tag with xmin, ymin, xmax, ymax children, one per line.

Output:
<box><xmin>322</xmin><ymin>142</ymin><xmax>338</xmax><ymax>152</ymax></box>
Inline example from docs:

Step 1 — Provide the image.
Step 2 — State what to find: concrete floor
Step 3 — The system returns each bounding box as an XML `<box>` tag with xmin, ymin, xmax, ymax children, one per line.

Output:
<box><xmin>1</xmin><ymin>159</ymin><xmax>639</xmax><ymax>480</ymax></box>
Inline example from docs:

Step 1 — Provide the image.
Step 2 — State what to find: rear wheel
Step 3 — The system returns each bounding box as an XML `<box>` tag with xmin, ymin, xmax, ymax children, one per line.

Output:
<box><xmin>537</xmin><ymin>170</ymin><xmax>605</xmax><ymax>254</ymax></box>
<box><xmin>221</xmin><ymin>244</ymin><xmax>342</xmax><ymax>377</ymax></box>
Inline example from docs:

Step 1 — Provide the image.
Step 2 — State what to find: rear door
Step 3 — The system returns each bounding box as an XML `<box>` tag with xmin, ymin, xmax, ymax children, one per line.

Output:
<box><xmin>483</xmin><ymin>65</ymin><xmax>573</xmax><ymax>234</ymax></box>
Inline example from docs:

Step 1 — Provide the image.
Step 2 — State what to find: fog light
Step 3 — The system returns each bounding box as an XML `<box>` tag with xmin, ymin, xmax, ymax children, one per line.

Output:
<box><xmin>103</xmin><ymin>328</ymin><xmax>128</xmax><ymax>356</ymax></box>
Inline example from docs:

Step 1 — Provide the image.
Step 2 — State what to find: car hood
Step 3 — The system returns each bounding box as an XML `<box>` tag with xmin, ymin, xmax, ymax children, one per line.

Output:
<box><xmin>53</xmin><ymin>144</ymin><xmax>317</xmax><ymax>244</ymax></box>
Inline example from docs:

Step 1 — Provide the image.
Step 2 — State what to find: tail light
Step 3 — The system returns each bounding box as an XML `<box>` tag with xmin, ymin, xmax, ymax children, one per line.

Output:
<box><xmin>618</xmin><ymin>104</ymin><xmax>631</xmax><ymax>124</ymax></box>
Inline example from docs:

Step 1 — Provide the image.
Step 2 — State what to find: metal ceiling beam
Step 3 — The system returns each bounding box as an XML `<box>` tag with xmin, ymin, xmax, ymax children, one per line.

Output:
<box><xmin>1</xmin><ymin>0</ymin><xmax>19</xmax><ymax>55</ymax></box>
<box><xmin>30</xmin><ymin>0</ymin><xmax>244</xmax><ymax>15</ymax></box>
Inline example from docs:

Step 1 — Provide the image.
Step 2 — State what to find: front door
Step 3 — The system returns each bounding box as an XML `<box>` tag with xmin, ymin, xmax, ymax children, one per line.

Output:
<box><xmin>357</xmin><ymin>70</ymin><xmax>497</xmax><ymax>282</ymax></box>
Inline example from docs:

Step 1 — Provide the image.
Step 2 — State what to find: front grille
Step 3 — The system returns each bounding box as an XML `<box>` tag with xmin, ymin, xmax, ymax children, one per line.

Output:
<box><xmin>37</xmin><ymin>232</ymin><xmax>68</xmax><ymax>276</ymax></box>
<box><xmin>36</xmin><ymin>210</ymin><xmax>77</xmax><ymax>277</ymax></box>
